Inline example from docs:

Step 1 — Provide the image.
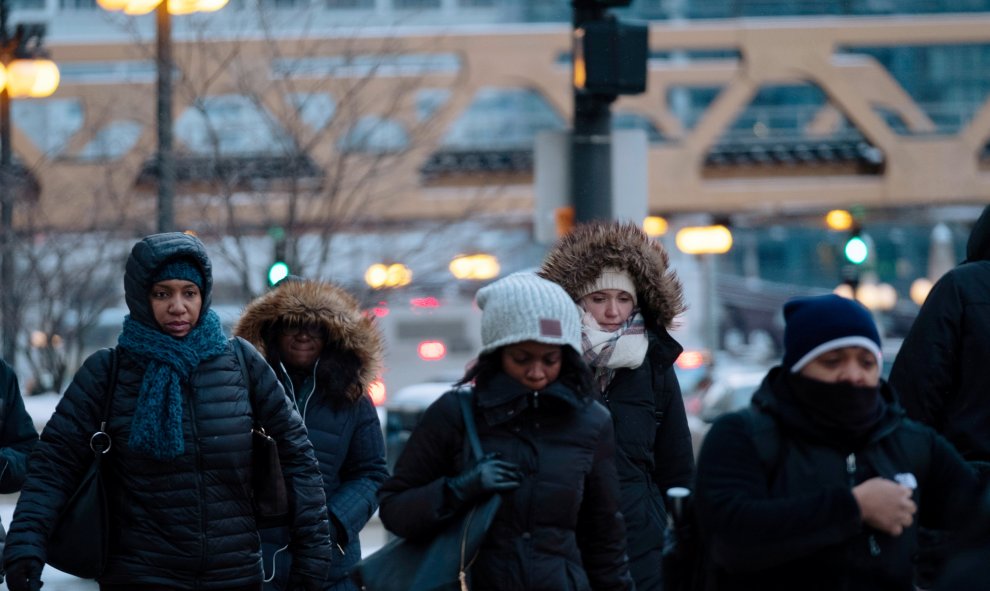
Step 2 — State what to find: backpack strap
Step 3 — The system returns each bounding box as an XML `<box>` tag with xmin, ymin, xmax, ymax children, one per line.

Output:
<box><xmin>740</xmin><ymin>405</ymin><xmax>782</xmax><ymax>484</ymax></box>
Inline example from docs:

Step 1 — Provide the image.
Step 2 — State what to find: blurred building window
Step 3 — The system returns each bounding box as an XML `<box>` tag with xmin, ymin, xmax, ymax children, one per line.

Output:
<box><xmin>75</xmin><ymin>120</ymin><xmax>143</xmax><ymax>161</ymax></box>
<box><xmin>338</xmin><ymin>116</ymin><xmax>410</xmax><ymax>154</ymax></box>
<box><xmin>272</xmin><ymin>53</ymin><xmax>461</xmax><ymax>79</ymax></box>
<box><xmin>441</xmin><ymin>87</ymin><xmax>564</xmax><ymax>151</ymax></box>
<box><xmin>58</xmin><ymin>61</ymin><xmax>159</xmax><ymax>84</ymax></box>
<box><xmin>175</xmin><ymin>94</ymin><xmax>292</xmax><ymax>156</ymax></box>
<box><xmin>12</xmin><ymin>99</ymin><xmax>84</xmax><ymax>157</ymax></box>
<box><xmin>394</xmin><ymin>0</ymin><xmax>440</xmax><ymax>8</ymax></box>
<box><xmin>287</xmin><ymin>92</ymin><xmax>336</xmax><ymax>131</ymax></box>
<box><xmin>613</xmin><ymin>111</ymin><xmax>665</xmax><ymax>143</ymax></box>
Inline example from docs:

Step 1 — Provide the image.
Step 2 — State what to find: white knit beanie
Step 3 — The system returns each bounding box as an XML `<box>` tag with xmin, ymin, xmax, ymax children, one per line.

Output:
<box><xmin>476</xmin><ymin>272</ymin><xmax>582</xmax><ymax>356</ymax></box>
<box><xmin>578</xmin><ymin>267</ymin><xmax>638</xmax><ymax>304</ymax></box>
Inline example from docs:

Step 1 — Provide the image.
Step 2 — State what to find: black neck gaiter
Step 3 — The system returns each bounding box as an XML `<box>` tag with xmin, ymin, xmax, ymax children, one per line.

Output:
<box><xmin>786</xmin><ymin>372</ymin><xmax>886</xmax><ymax>448</ymax></box>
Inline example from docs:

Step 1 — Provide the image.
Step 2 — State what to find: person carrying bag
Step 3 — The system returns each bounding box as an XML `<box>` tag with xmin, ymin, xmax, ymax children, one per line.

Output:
<box><xmin>376</xmin><ymin>272</ymin><xmax>635</xmax><ymax>591</ymax></box>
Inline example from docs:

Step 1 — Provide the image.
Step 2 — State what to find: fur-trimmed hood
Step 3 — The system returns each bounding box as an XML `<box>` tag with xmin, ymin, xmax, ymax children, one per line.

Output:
<box><xmin>539</xmin><ymin>221</ymin><xmax>686</xmax><ymax>330</ymax></box>
<box><xmin>234</xmin><ymin>279</ymin><xmax>384</xmax><ymax>403</ymax></box>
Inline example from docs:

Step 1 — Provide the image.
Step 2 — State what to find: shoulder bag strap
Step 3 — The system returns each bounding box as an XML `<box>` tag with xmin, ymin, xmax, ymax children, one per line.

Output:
<box><xmin>231</xmin><ymin>338</ymin><xmax>256</xmax><ymax>418</ymax></box>
<box><xmin>456</xmin><ymin>387</ymin><xmax>484</xmax><ymax>462</ymax></box>
<box><xmin>91</xmin><ymin>347</ymin><xmax>117</xmax><ymax>457</ymax></box>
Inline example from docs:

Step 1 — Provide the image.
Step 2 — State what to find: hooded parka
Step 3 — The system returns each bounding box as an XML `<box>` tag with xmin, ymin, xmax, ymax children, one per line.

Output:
<box><xmin>889</xmin><ymin>205</ymin><xmax>990</xmax><ymax>475</ymax></box>
<box><xmin>3</xmin><ymin>233</ymin><xmax>332</xmax><ymax>589</ymax></box>
<box><xmin>540</xmin><ymin>222</ymin><xmax>695</xmax><ymax>591</ymax></box>
<box><xmin>695</xmin><ymin>368</ymin><xmax>979</xmax><ymax>591</ymax></box>
<box><xmin>379</xmin><ymin>373</ymin><xmax>634</xmax><ymax>591</ymax></box>
<box><xmin>235</xmin><ymin>279</ymin><xmax>388</xmax><ymax>591</ymax></box>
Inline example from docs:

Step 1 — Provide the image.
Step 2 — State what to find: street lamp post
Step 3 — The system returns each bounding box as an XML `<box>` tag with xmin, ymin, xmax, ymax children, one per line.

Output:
<box><xmin>98</xmin><ymin>0</ymin><xmax>228</xmax><ymax>233</ymax></box>
<box><xmin>0</xmin><ymin>0</ymin><xmax>60</xmax><ymax>362</ymax></box>
<box><xmin>675</xmin><ymin>224</ymin><xmax>733</xmax><ymax>355</ymax></box>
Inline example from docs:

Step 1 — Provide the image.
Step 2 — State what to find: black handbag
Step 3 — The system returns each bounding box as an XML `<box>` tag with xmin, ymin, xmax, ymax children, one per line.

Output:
<box><xmin>233</xmin><ymin>338</ymin><xmax>290</xmax><ymax>528</ymax></box>
<box><xmin>352</xmin><ymin>388</ymin><xmax>501</xmax><ymax>591</ymax></box>
<box><xmin>47</xmin><ymin>347</ymin><xmax>118</xmax><ymax>579</ymax></box>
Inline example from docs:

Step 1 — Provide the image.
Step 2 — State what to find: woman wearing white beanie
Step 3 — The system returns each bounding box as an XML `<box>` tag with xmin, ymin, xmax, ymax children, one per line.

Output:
<box><xmin>378</xmin><ymin>272</ymin><xmax>635</xmax><ymax>591</ymax></box>
<box><xmin>540</xmin><ymin>221</ymin><xmax>695</xmax><ymax>591</ymax></box>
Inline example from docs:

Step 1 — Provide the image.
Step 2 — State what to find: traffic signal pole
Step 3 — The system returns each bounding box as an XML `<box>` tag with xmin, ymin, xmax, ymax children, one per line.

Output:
<box><xmin>571</xmin><ymin>1</ymin><xmax>615</xmax><ymax>224</ymax></box>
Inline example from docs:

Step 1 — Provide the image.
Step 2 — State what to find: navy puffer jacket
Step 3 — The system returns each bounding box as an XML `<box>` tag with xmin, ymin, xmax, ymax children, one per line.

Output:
<box><xmin>236</xmin><ymin>279</ymin><xmax>388</xmax><ymax>590</ymax></box>
<box><xmin>4</xmin><ymin>233</ymin><xmax>331</xmax><ymax>588</ymax></box>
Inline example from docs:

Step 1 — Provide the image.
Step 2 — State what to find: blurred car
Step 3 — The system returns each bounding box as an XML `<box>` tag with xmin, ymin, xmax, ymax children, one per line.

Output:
<box><xmin>681</xmin><ymin>356</ymin><xmax>770</xmax><ymax>457</ymax></box>
<box><xmin>383</xmin><ymin>376</ymin><xmax>459</xmax><ymax>471</ymax></box>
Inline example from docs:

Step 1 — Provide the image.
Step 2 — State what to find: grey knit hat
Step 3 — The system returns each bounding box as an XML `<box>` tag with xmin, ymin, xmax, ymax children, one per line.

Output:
<box><xmin>476</xmin><ymin>272</ymin><xmax>582</xmax><ymax>356</ymax></box>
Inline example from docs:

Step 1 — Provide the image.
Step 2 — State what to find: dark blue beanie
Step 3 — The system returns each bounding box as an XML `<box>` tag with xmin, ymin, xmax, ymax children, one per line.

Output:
<box><xmin>782</xmin><ymin>294</ymin><xmax>882</xmax><ymax>372</ymax></box>
<box><xmin>152</xmin><ymin>258</ymin><xmax>204</xmax><ymax>289</ymax></box>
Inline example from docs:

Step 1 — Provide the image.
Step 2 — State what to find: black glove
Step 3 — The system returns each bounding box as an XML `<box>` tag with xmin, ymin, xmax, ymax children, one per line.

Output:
<box><xmin>446</xmin><ymin>453</ymin><xmax>523</xmax><ymax>505</ymax></box>
<box><xmin>5</xmin><ymin>558</ymin><xmax>43</xmax><ymax>591</ymax></box>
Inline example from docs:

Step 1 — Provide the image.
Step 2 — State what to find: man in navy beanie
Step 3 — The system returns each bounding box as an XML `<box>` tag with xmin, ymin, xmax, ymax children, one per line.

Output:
<box><xmin>694</xmin><ymin>294</ymin><xmax>980</xmax><ymax>591</ymax></box>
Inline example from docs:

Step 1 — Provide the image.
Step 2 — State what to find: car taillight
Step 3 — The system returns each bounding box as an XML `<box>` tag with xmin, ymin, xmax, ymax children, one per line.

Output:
<box><xmin>676</xmin><ymin>350</ymin><xmax>706</xmax><ymax>370</ymax></box>
<box><xmin>418</xmin><ymin>340</ymin><xmax>447</xmax><ymax>361</ymax></box>
<box><xmin>368</xmin><ymin>379</ymin><xmax>386</xmax><ymax>406</ymax></box>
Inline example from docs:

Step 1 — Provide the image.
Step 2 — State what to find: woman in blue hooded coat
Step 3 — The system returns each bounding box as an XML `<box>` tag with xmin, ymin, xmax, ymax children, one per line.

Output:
<box><xmin>3</xmin><ymin>232</ymin><xmax>331</xmax><ymax>591</ymax></box>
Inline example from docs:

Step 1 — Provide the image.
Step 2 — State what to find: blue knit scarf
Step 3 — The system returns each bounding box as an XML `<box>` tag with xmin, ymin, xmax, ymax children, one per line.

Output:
<box><xmin>118</xmin><ymin>310</ymin><xmax>228</xmax><ymax>460</ymax></box>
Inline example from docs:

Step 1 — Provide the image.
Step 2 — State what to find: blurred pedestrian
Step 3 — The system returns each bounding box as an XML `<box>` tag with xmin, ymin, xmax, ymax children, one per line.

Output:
<box><xmin>695</xmin><ymin>294</ymin><xmax>980</xmax><ymax>591</ymax></box>
<box><xmin>889</xmin><ymin>204</ymin><xmax>990</xmax><ymax>480</ymax></box>
<box><xmin>378</xmin><ymin>272</ymin><xmax>635</xmax><ymax>591</ymax></box>
<box><xmin>3</xmin><ymin>232</ymin><xmax>331</xmax><ymax>591</ymax></box>
<box><xmin>0</xmin><ymin>358</ymin><xmax>40</xmax><ymax>582</ymax></box>
<box><xmin>888</xmin><ymin>206</ymin><xmax>990</xmax><ymax>587</ymax></box>
<box><xmin>236</xmin><ymin>277</ymin><xmax>388</xmax><ymax>591</ymax></box>
<box><xmin>539</xmin><ymin>221</ymin><xmax>695</xmax><ymax>591</ymax></box>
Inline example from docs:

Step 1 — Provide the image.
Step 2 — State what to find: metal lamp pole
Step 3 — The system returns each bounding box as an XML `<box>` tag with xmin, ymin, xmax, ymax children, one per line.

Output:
<box><xmin>156</xmin><ymin>0</ymin><xmax>174</xmax><ymax>233</ymax></box>
<box><xmin>1</xmin><ymin>0</ymin><xmax>15</xmax><ymax>362</ymax></box>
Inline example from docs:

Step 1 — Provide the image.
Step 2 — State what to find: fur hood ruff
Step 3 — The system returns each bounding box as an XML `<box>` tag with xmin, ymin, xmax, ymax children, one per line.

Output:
<box><xmin>234</xmin><ymin>280</ymin><xmax>384</xmax><ymax>403</ymax></box>
<box><xmin>539</xmin><ymin>221</ymin><xmax>686</xmax><ymax>330</ymax></box>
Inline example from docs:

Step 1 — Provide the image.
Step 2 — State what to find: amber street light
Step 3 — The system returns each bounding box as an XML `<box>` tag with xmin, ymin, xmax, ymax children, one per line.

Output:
<box><xmin>675</xmin><ymin>224</ymin><xmax>734</xmax><ymax>354</ymax></box>
<box><xmin>98</xmin><ymin>0</ymin><xmax>228</xmax><ymax>232</ymax></box>
<box><xmin>0</xmin><ymin>5</ymin><xmax>61</xmax><ymax>361</ymax></box>
<box><xmin>449</xmin><ymin>254</ymin><xmax>500</xmax><ymax>281</ymax></box>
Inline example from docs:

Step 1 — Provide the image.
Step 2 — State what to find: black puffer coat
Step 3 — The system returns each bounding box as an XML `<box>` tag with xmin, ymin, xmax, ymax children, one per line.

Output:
<box><xmin>0</xmin><ymin>359</ymin><xmax>38</xmax><ymax>495</ymax></box>
<box><xmin>889</xmin><ymin>205</ymin><xmax>990</xmax><ymax>472</ymax></box>
<box><xmin>4</xmin><ymin>233</ymin><xmax>331</xmax><ymax>588</ymax></box>
<box><xmin>540</xmin><ymin>221</ymin><xmax>695</xmax><ymax>591</ymax></box>
<box><xmin>695</xmin><ymin>368</ymin><xmax>979</xmax><ymax>591</ymax></box>
<box><xmin>379</xmin><ymin>374</ymin><xmax>634</xmax><ymax>591</ymax></box>
<box><xmin>236</xmin><ymin>279</ymin><xmax>388</xmax><ymax>591</ymax></box>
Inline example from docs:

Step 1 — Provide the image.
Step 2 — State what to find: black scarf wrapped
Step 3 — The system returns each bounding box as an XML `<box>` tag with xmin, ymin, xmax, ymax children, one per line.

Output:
<box><xmin>785</xmin><ymin>372</ymin><xmax>886</xmax><ymax>450</ymax></box>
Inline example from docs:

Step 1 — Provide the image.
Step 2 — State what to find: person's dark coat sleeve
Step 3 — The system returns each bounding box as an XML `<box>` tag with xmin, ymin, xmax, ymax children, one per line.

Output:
<box><xmin>3</xmin><ymin>349</ymin><xmax>112</xmax><ymax>566</ymax></box>
<box><xmin>326</xmin><ymin>395</ymin><xmax>388</xmax><ymax>545</ymax></box>
<box><xmin>575</xmin><ymin>408</ymin><xmax>636</xmax><ymax>591</ymax></box>
<box><xmin>652</xmin><ymin>365</ymin><xmax>694</xmax><ymax>495</ymax></box>
<box><xmin>378</xmin><ymin>392</ymin><xmax>462</xmax><ymax>540</ymax></box>
<box><xmin>916</xmin><ymin>425</ymin><xmax>981</xmax><ymax>531</ymax></box>
<box><xmin>888</xmin><ymin>273</ymin><xmax>962</xmax><ymax>428</ymax></box>
<box><xmin>695</xmin><ymin>411</ymin><xmax>862</xmax><ymax>573</ymax></box>
<box><xmin>242</xmin><ymin>341</ymin><xmax>331</xmax><ymax>581</ymax></box>
<box><xmin>0</xmin><ymin>362</ymin><xmax>39</xmax><ymax>493</ymax></box>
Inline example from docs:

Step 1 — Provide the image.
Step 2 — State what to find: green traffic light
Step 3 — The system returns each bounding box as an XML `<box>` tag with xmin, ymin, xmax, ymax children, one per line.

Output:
<box><xmin>844</xmin><ymin>236</ymin><xmax>868</xmax><ymax>265</ymax></box>
<box><xmin>268</xmin><ymin>261</ymin><xmax>290</xmax><ymax>286</ymax></box>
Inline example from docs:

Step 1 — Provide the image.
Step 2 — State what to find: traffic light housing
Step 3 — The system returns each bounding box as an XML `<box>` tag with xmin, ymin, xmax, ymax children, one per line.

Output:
<box><xmin>268</xmin><ymin>230</ymin><xmax>290</xmax><ymax>286</ymax></box>
<box><xmin>573</xmin><ymin>15</ymin><xmax>648</xmax><ymax>96</ymax></box>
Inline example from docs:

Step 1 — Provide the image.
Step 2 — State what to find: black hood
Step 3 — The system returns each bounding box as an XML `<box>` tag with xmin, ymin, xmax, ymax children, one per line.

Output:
<box><xmin>966</xmin><ymin>204</ymin><xmax>990</xmax><ymax>263</ymax></box>
<box><xmin>123</xmin><ymin>232</ymin><xmax>213</xmax><ymax>330</ymax></box>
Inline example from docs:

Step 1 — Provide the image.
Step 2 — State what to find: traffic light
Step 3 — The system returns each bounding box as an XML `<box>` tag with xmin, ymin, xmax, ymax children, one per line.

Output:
<box><xmin>573</xmin><ymin>15</ymin><xmax>648</xmax><ymax>96</ymax></box>
<box><xmin>268</xmin><ymin>229</ymin><xmax>291</xmax><ymax>286</ymax></box>
<box><xmin>843</xmin><ymin>227</ymin><xmax>870</xmax><ymax>265</ymax></box>
<box><xmin>267</xmin><ymin>261</ymin><xmax>290</xmax><ymax>286</ymax></box>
